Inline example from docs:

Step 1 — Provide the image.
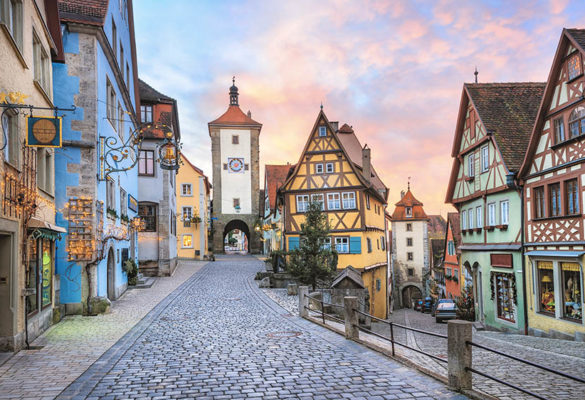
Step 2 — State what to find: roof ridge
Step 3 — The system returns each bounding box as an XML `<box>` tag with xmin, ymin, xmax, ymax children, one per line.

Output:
<box><xmin>138</xmin><ymin>78</ymin><xmax>174</xmax><ymax>102</ymax></box>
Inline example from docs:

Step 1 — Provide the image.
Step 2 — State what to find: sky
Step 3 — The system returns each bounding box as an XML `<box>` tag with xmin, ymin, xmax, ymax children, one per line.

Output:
<box><xmin>134</xmin><ymin>0</ymin><xmax>585</xmax><ymax>216</ymax></box>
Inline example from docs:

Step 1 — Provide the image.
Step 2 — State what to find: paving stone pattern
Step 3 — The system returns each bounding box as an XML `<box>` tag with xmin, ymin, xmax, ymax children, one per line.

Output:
<box><xmin>57</xmin><ymin>255</ymin><xmax>466</xmax><ymax>399</ymax></box>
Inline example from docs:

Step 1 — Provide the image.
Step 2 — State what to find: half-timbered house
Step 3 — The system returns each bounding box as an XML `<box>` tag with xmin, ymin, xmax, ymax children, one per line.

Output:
<box><xmin>446</xmin><ymin>82</ymin><xmax>545</xmax><ymax>333</ymax></box>
<box><xmin>280</xmin><ymin>110</ymin><xmax>389</xmax><ymax>318</ymax></box>
<box><xmin>519</xmin><ymin>29</ymin><xmax>585</xmax><ymax>341</ymax></box>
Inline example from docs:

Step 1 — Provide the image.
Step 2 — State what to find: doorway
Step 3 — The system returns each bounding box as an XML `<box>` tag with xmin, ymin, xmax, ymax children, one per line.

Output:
<box><xmin>0</xmin><ymin>234</ymin><xmax>14</xmax><ymax>348</ymax></box>
<box><xmin>107</xmin><ymin>248</ymin><xmax>115</xmax><ymax>300</ymax></box>
<box><xmin>223</xmin><ymin>219</ymin><xmax>250</xmax><ymax>254</ymax></box>
<box><xmin>472</xmin><ymin>263</ymin><xmax>484</xmax><ymax>321</ymax></box>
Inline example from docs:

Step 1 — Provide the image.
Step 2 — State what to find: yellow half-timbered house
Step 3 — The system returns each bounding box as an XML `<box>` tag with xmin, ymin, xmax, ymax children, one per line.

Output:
<box><xmin>281</xmin><ymin>109</ymin><xmax>389</xmax><ymax>318</ymax></box>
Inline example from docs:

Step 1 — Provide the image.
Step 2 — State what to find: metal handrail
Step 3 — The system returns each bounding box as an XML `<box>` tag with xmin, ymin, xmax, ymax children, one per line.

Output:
<box><xmin>467</xmin><ymin>367</ymin><xmax>548</xmax><ymax>400</ymax></box>
<box><xmin>303</xmin><ymin>294</ymin><xmax>346</xmax><ymax>310</ymax></box>
<box><xmin>353</xmin><ymin>308</ymin><xmax>448</xmax><ymax>339</ymax></box>
<box><xmin>467</xmin><ymin>340</ymin><xmax>585</xmax><ymax>385</ymax></box>
<box><xmin>304</xmin><ymin>306</ymin><xmax>344</xmax><ymax>324</ymax></box>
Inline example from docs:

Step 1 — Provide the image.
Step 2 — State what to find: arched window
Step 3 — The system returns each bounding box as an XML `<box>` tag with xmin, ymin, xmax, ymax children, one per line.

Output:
<box><xmin>569</xmin><ymin>106</ymin><xmax>585</xmax><ymax>138</ymax></box>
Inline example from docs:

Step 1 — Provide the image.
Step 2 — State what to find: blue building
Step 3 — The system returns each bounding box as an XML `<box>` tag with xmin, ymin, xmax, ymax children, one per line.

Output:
<box><xmin>53</xmin><ymin>0</ymin><xmax>140</xmax><ymax>314</ymax></box>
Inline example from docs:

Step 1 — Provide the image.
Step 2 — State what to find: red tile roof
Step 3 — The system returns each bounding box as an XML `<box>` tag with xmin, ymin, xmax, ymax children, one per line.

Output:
<box><xmin>391</xmin><ymin>189</ymin><xmax>428</xmax><ymax>220</ymax></box>
<box><xmin>180</xmin><ymin>154</ymin><xmax>211</xmax><ymax>194</ymax></box>
<box><xmin>57</xmin><ymin>0</ymin><xmax>108</xmax><ymax>25</ymax></box>
<box><xmin>265</xmin><ymin>164</ymin><xmax>290</xmax><ymax>211</ymax></box>
<box><xmin>209</xmin><ymin>105</ymin><xmax>261</xmax><ymax>127</ymax></box>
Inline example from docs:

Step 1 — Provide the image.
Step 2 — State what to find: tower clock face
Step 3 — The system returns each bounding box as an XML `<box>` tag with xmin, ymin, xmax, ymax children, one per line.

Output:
<box><xmin>228</xmin><ymin>157</ymin><xmax>244</xmax><ymax>173</ymax></box>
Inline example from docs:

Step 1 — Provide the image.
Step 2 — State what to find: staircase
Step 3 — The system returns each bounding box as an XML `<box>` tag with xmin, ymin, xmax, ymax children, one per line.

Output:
<box><xmin>131</xmin><ymin>273</ymin><xmax>155</xmax><ymax>289</ymax></box>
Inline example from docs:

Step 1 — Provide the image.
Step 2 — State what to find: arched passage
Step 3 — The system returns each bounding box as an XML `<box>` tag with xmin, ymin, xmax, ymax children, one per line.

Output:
<box><xmin>401</xmin><ymin>284</ymin><xmax>423</xmax><ymax>309</ymax></box>
<box><xmin>223</xmin><ymin>219</ymin><xmax>251</xmax><ymax>254</ymax></box>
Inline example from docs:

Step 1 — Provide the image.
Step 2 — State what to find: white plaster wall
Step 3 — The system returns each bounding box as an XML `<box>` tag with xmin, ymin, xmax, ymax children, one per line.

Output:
<box><xmin>139</xmin><ymin>233</ymin><xmax>159</xmax><ymax>261</ymax></box>
<box><xmin>392</xmin><ymin>220</ymin><xmax>427</xmax><ymax>276</ymax></box>
<box><xmin>220</xmin><ymin>128</ymin><xmax>251</xmax><ymax>214</ymax></box>
<box><xmin>138</xmin><ymin>141</ymin><xmax>164</xmax><ymax>203</ymax></box>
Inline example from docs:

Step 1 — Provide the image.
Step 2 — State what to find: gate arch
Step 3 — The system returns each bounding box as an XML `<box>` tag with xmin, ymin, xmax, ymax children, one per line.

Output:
<box><xmin>223</xmin><ymin>219</ymin><xmax>251</xmax><ymax>254</ymax></box>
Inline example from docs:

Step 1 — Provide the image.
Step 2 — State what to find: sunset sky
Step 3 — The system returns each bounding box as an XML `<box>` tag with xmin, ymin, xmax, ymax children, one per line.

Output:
<box><xmin>134</xmin><ymin>0</ymin><xmax>585</xmax><ymax>216</ymax></box>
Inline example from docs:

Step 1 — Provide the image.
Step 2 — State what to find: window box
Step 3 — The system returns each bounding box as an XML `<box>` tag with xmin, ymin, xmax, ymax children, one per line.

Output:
<box><xmin>496</xmin><ymin>224</ymin><xmax>508</xmax><ymax>230</ymax></box>
<box><xmin>486</xmin><ymin>225</ymin><xmax>495</xmax><ymax>231</ymax></box>
<box><xmin>474</xmin><ymin>228</ymin><xmax>482</xmax><ymax>233</ymax></box>
<box><xmin>106</xmin><ymin>207</ymin><xmax>118</xmax><ymax>220</ymax></box>
<box><xmin>465</xmin><ymin>176</ymin><xmax>474</xmax><ymax>182</ymax></box>
<box><xmin>462</xmin><ymin>229</ymin><xmax>467</xmax><ymax>235</ymax></box>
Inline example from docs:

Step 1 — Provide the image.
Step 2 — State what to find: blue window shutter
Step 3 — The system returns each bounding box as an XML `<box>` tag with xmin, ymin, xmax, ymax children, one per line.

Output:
<box><xmin>289</xmin><ymin>237</ymin><xmax>300</xmax><ymax>250</ymax></box>
<box><xmin>349</xmin><ymin>237</ymin><xmax>361</xmax><ymax>254</ymax></box>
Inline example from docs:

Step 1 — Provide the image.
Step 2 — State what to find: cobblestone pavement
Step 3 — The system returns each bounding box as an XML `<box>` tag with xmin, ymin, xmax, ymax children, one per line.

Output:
<box><xmin>372</xmin><ymin>309</ymin><xmax>585</xmax><ymax>400</ymax></box>
<box><xmin>55</xmin><ymin>255</ymin><xmax>466</xmax><ymax>399</ymax></box>
<box><xmin>0</xmin><ymin>260</ymin><xmax>206</xmax><ymax>400</ymax></box>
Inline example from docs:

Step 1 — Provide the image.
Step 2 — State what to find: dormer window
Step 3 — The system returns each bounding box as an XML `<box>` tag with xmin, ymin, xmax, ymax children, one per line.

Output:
<box><xmin>318</xmin><ymin>126</ymin><xmax>327</xmax><ymax>137</ymax></box>
<box><xmin>406</xmin><ymin>207</ymin><xmax>412</xmax><ymax>218</ymax></box>
<box><xmin>569</xmin><ymin>106</ymin><xmax>585</xmax><ymax>138</ymax></box>
<box><xmin>568</xmin><ymin>53</ymin><xmax>583</xmax><ymax>81</ymax></box>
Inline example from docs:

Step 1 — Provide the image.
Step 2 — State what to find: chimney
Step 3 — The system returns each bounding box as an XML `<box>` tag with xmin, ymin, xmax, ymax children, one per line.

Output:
<box><xmin>400</xmin><ymin>190</ymin><xmax>405</xmax><ymax>199</ymax></box>
<box><xmin>362</xmin><ymin>144</ymin><xmax>371</xmax><ymax>184</ymax></box>
<box><xmin>247</xmin><ymin>110</ymin><xmax>252</xmax><ymax>118</ymax></box>
<box><xmin>330</xmin><ymin>121</ymin><xmax>339</xmax><ymax>132</ymax></box>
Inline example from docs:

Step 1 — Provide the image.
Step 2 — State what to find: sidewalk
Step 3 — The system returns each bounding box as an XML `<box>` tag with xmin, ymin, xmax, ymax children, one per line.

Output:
<box><xmin>0</xmin><ymin>260</ymin><xmax>207</xmax><ymax>400</ymax></box>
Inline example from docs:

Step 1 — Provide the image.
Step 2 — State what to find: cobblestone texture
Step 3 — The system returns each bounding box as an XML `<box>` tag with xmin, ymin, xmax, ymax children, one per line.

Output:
<box><xmin>0</xmin><ymin>260</ymin><xmax>206</xmax><ymax>400</ymax></box>
<box><xmin>54</xmin><ymin>255</ymin><xmax>465</xmax><ymax>399</ymax></box>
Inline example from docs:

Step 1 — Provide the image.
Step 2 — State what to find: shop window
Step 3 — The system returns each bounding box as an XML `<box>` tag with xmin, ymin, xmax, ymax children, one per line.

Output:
<box><xmin>561</xmin><ymin>262</ymin><xmax>582</xmax><ymax>322</ymax></box>
<box><xmin>537</xmin><ymin>261</ymin><xmax>555</xmax><ymax>315</ymax></box>
<box><xmin>138</xmin><ymin>203</ymin><xmax>157</xmax><ymax>232</ymax></box>
<box><xmin>26</xmin><ymin>237</ymin><xmax>53</xmax><ymax>315</ymax></box>
<box><xmin>494</xmin><ymin>273</ymin><xmax>515</xmax><ymax>322</ymax></box>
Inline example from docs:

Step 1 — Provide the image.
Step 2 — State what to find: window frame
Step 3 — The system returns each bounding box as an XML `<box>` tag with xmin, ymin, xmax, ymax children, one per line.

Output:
<box><xmin>182</xmin><ymin>234</ymin><xmax>193</xmax><ymax>249</ymax></box>
<box><xmin>554</xmin><ymin>117</ymin><xmax>566</xmax><ymax>144</ymax></box>
<box><xmin>406</xmin><ymin>223</ymin><xmax>412</xmax><ymax>232</ymax></box>
<box><xmin>567</xmin><ymin>52</ymin><xmax>583</xmax><ymax>81</ymax></box>
<box><xmin>318</xmin><ymin>126</ymin><xmax>327</xmax><ymax>137</ymax></box>
<box><xmin>138</xmin><ymin>150</ymin><xmax>155</xmax><ymax>176</ymax></box>
<box><xmin>487</xmin><ymin>203</ymin><xmax>496</xmax><ymax>226</ymax></box>
<box><xmin>315</xmin><ymin>163</ymin><xmax>324</xmax><ymax>174</ymax></box>
<box><xmin>462</xmin><ymin>210</ymin><xmax>467</xmax><ymax>229</ymax></box>
<box><xmin>342</xmin><ymin>192</ymin><xmax>356</xmax><ymax>209</ymax></box>
<box><xmin>568</xmin><ymin>106</ymin><xmax>585</xmax><ymax>139</ymax></box>
<box><xmin>406</xmin><ymin>237</ymin><xmax>413</xmax><ymax>247</ymax></box>
<box><xmin>232</xmin><ymin>135</ymin><xmax>239</xmax><ymax>144</ymax></box>
<box><xmin>549</xmin><ymin>183</ymin><xmax>561</xmax><ymax>217</ymax></box>
<box><xmin>534</xmin><ymin>186</ymin><xmax>545</xmax><ymax>219</ymax></box>
<box><xmin>468</xmin><ymin>152</ymin><xmax>475</xmax><ymax>177</ymax></box>
<box><xmin>325</xmin><ymin>162</ymin><xmax>334</xmax><ymax>173</ymax></box>
<box><xmin>181</xmin><ymin>183</ymin><xmax>193</xmax><ymax>196</ymax></box>
<box><xmin>119</xmin><ymin>187</ymin><xmax>127</xmax><ymax>217</ymax></box>
<box><xmin>1</xmin><ymin>0</ymin><xmax>23</xmax><ymax>51</ymax></box>
<box><xmin>468</xmin><ymin>207</ymin><xmax>474</xmax><ymax>230</ymax></box>
<box><xmin>476</xmin><ymin>205</ymin><xmax>483</xmax><ymax>228</ymax></box>
<box><xmin>334</xmin><ymin>236</ymin><xmax>349</xmax><ymax>253</ymax></box>
<box><xmin>140</xmin><ymin>104</ymin><xmax>153</xmax><ymax>123</ymax></box>
<box><xmin>500</xmin><ymin>200</ymin><xmax>509</xmax><ymax>225</ymax></box>
<box><xmin>296</xmin><ymin>194</ymin><xmax>309</xmax><ymax>213</ymax></box>
<box><xmin>106</xmin><ymin>177</ymin><xmax>116</xmax><ymax>211</ymax></box>
<box><xmin>367</xmin><ymin>238</ymin><xmax>372</xmax><ymax>253</ymax></box>
<box><xmin>311</xmin><ymin>193</ymin><xmax>324</xmax><ymax>210</ymax></box>
<box><xmin>480</xmin><ymin>145</ymin><xmax>489</xmax><ymax>172</ymax></box>
<box><xmin>407</xmin><ymin>252</ymin><xmax>413</xmax><ymax>261</ymax></box>
<box><xmin>565</xmin><ymin>178</ymin><xmax>580</xmax><ymax>215</ymax></box>
<box><xmin>138</xmin><ymin>202</ymin><xmax>157</xmax><ymax>232</ymax></box>
<box><xmin>327</xmin><ymin>192</ymin><xmax>341</xmax><ymax>210</ymax></box>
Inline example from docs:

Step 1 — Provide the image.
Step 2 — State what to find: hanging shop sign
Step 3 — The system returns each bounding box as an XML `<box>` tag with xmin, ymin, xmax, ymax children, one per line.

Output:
<box><xmin>26</xmin><ymin>116</ymin><xmax>62</xmax><ymax>147</ymax></box>
<box><xmin>128</xmin><ymin>194</ymin><xmax>138</xmax><ymax>213</ymax></box>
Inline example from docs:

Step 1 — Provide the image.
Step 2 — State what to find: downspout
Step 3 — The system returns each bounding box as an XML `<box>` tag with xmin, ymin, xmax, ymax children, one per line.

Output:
<box><xmin>520</xmin><ymin>180</ymin><xmax>528</xmax><ymax>335</ymax></box>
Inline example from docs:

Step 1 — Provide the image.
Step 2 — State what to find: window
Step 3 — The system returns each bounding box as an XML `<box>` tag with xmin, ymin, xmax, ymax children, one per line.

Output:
<box><xmin>568</xmin><ymin>53</ymin><xmax>583</xmax><ymax>80</ymax></box>
<box><xmin>138</xmin><ymin>150</ymin><xmax>154</xmax><ymax>176</ymax></box>
<box><xmin>488</xmin><ymin>203</ymin><xmax>496</xmax><ymax>226</ymax></box>
<box><xmin>26</xmin><ymin>237</ymin><xmax>53</xmax><ymax>315</ymax></box>
<box><xmin>446</xmin><ymin>268</ymin><xmax>452</xmax><ymax>277</ymax></box>
<box><xmin>107</xmin><ymin>78</ymin><xmax>116</xmax><ymax>125</ymax></box>
<box><xmin>367</xmin><ymin>238</ymin><xmax>372</xmax><ymax>253</ymax></box>
<box><xmin>326</xmin><ymin>163</ymin><xmax>334</xmax><ymax>173</ymax></box>
<box><xmin>296</xmin><ymin>195</ymin><xmax>309</xmax><ymax>212</ymax></box>
<box><xmin>566</xmin><ymin>179</ymin><xmax>579</xmax><ymax>215</ymax></box>
<box><xmin>119</xmin><ymin>43</ymin><xmax>124</xmax><ymax>70</ymax></box>
<box><xmin>462</xmin><ymin>210</ymin><xmax>467</xmax><ymax>229</ymax></box>
<box><xmin>126</xmin><ymin>63</ymin><xmax>130</xmax><ymax>89</ymax></box>
<box><xmin>1</xmin><ymin>0</ymin><xmax>23</xmax><ymax>50</ymax></box>
<box><xmin>500</xmin><ymin>200</ymin><xmax>509</xmax><ymax>225</ymax></box>
<box><xmin>36</xmin><ymin>149</ymin><xmax>54</xmax><ymax>194</ymax></box>
<box><xmin>33</xmin><ymin>32</ymin><xmax>50</xmax><ymax>94</ymax></box>
<box><xmin>233</xmin><ymin>198</ymin><xmax>240</xmax><ymax>210</ymax></box>
<box><xmin>311</xmin><ymin>193</ymin><xmax>324</xmax><ymax>210</ymax></box>
<box><xmin>117</xmin><ymin>103</ymin><xmax>124</xmax><ymax>138</ymax></box>
<box><xmin>447</xmin><ymin>240</ymin><xmax>455</xmax><ymax>256</ymax></box>
<box><xmin>120</xmin><ymin>188</ymin><xmax>127</xmax><ymax>217</ymax></box>
<box><xmin>181</xmin><ymin>184</ymin><xmax>192</xmax><ymax>196</ymax></box>
<box><xmin>534</xmin><ymin>186</ymin><xmax>545</xmax><ymax>219</ymax></box>
<box><xmin>537</xmin><ymin>261</ymin><xmax>555</xmax><ymax>315</ymax></box>
<box><xmin>549</xmin><ymin>183</ymin><xmax>561</xmax><ymax>217</ymax></box>
<box><xmin>454</xmin><ymin>268</ymin><xmax>458</xmax><ymax>278</ymax></box>
<box><xmin>342</xmin><ymin>192</ymin><xmax>356</xmax><ymax>209</ymax></box>
<box><xmin>406</xmin><ymin>223</ymin><xmax>412</xmax><ymax>232</ymax></box>
<box><xmin>481</xmin><ymin>145</ymin><xmax>489</xmax><ymax>172</ymax></box>
<box><xmin>170</xmin><ymin>211</ymin><xmax>176</xmax><ymax>236</ymax></box>
<box><xmin>141</xmin><ymin>105</ymin><xmax>153</xmax><ymax>123</ymax></box>
<box><xmin>327</xmin><ymin>193</ymin><xmax>340</xmax><ymax>210</ymax></box>
<box><xmin>2</xmin><ymin>110</ymin><xmax>18</xmax><ymax>166</ymax></box>
<box><xmin>138</xmin><ymin>203</ymin><xmax>157</xmax><ymax>232</ymax></box>
<box><xmin>232</xmin><ymin>135</ymin><xmax>239</xmax><ymax>144</ymax></box>
<box><xmin>405</xmin><ymin>206</ymin><xmax>412</xmax><ymax>218</ymax></box>
<box><xmin>468</xmin><ymin>208</ymin><xmax>474</xmax><ymax>230</ymax></box>
<box><xmin>106</xmin><ymin>177</ymin><xmax>115</xmax><ymax>211</ymax></box>
<box><xmin>182</xmin><ymin>235</ymin><xmax>193</xmax><ymax>248</ymax></box>
<box><xmin>468</xmin><ymin>153</ymin><xmax>475</xmax><ymax>177</ymax></box>
<box><xmin>315</xmin><ymin>163</ymin><xmax>324</xmax><ymax>174</ymax></box>
<box><xmin>223</xmin><ymin>163</ymin><xmax>227</xmax><ymax>170</ymax></box>
<box><xmin>407</xmin><ymin>252</ymin><xmax>413</xmax><ymax>261</ymax></box>
<box><xmin>381</xmin><ymin>236</ymin><xmax>385</xmax><ymax>251</ymax></box>
<box><xmin>406</xmin><ymin>238</ymin><xmax>413</xmax><ymax>247</ymax></box>
<box><xmin>554</xmin><ymin>117</ymin><xmax>565</xmax><ymax>144</ymax></box>
<box><xmin>182</xmin><ymin>206</ymin><xmax>192</xmax><ymax>220</ymax></box>
<box><xmin>495</xmin><ymin>273</ymin><xmax>515</xmax><ymax>322</ymax></box>
<box><xmin>318</xmin><ymin>126</ymin><xmax>326</xmax><ymax>137</ymax></box>
<box><xmin>476</xmin><ymin>205</ymin><xmax>483</xmax><ymax>228</ymax></box>
<box><xmin>377</xmin><ymin>239</ymin><xmax>379</xmax><ymax>250</ymax></box>
<box><xmin>568</xmin><ymin>106</ymin><xmax>585</xmax><ymax>139</ymax></box>
<box><xmin>335</xmin><ymin>237</ymin><xmax>349</xmax><ymax>253</ymax></box>
<box><xmin>407</xmin><ymin>267</ymin><xmax>414</xmax><ymax>276</ymax></box>
<box><xmin>366</xmin><ymin>194</ymin><xmax>370</xmax><ymax>210</ymax></box>
<box><xmin>376</xmin><ymin>279</ymin><xmax>381</xmax><ymax>292</ymax></box>
<box><xmin>561</xmin><ymin>262</ymin><xmax>582</xmax><ymax>322</ymax></box>
<box><xmin>111</xmin><ymin>18</ymin><xmax>117</xmax><ymax>60</ymax></box>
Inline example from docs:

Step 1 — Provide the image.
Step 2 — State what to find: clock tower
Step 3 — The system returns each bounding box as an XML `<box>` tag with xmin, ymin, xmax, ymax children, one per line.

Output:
<box><xmin>209</xmin><ymin>79</ymin><xmax>262</xmax><ymax>253</ymax></box>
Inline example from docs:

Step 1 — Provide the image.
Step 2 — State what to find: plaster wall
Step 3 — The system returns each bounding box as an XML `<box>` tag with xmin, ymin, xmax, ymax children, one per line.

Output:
<box><xmin>220</xmin><ymin>128</ymin><xmax>252</xmax><ymax>214</ymax></box>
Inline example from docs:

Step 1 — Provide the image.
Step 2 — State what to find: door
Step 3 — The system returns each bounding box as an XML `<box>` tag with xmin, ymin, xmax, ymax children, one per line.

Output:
<box><xmin>0</xmin><ymin>234</ymin><xmax>14</xmax><ymax>345</ymax></box>
<box><xmin>107</xmin><ymin>248</ymin><xmax>115</xmax><ymax>300</ymax></box>
<box><xmin>473</xmin><ymin>266</ymin><xmax>484</xmax><ymax>321</ymax></box>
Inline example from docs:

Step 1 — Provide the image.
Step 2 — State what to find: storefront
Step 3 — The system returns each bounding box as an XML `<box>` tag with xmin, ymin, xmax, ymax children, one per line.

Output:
<box><xmin>526</xmin><ymin>251</ymin><xmax>585</xmax><ymax>341</ymax></box>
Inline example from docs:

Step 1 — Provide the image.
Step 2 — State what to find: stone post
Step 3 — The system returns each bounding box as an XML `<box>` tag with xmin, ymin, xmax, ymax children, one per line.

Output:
<box><xmin>299</xmin><ymin>286</ymin><xmax>309</xmax><ymax>318</ymax></box>
<box><xmin>448</xmin><ymin>320</ymin><xmax>472</xmax><ymax>391</ymax></box>
<box><xmin>343</xmin><ymin>297</ymin><xmax>359</xmax><ymax>340</ymax></box>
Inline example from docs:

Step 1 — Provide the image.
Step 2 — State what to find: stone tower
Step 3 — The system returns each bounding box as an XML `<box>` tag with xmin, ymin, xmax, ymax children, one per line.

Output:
<box><xmin>208</xmin><ymin>79</ymin><xmax>262</xmax><ymax>254</ymax></box>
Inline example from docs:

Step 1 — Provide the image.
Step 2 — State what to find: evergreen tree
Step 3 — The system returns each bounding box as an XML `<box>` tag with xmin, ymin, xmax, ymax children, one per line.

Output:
<box><xmin>287</xmin><ymin>201</ymin><xmax>338</xmax><ymax>290</ymax></box>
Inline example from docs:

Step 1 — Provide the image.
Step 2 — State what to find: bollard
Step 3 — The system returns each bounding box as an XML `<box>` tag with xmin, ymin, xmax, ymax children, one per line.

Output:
<box><xmin>343</xmin><ymin>297</ymin><xmax>359</xmax><ymax>340</ymax></box>
<box><xmin>299</xmin><ymin>286</ymin><xmax>309</xmax><ymax>318</ymax></box>
<box><xmin>447</xmin><ymin>320</ymin><xmax>472</xmax><ymax>391</ymax></box>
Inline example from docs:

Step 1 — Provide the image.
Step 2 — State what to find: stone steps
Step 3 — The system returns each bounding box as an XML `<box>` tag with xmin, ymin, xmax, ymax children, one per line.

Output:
<box><xmin>131</xmin><ymin>273</ymin><xmax>156</xmax><ymax>289</ymax></box>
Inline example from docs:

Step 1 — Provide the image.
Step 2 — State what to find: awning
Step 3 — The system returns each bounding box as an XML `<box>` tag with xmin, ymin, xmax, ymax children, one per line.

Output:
<box><xmin>525</xmin><ymin>250</ymin><xmax>585</xmax><ymax>258</ymax></box>
<box><xmin>28</xmin><ymin>218</ymin><xmax>66</xmax><ymax>241</ymax></box>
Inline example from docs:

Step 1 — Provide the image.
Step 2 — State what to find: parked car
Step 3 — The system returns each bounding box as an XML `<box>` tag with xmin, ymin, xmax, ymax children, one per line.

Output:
<box><xmin>432</xmin><ymin>299</ymin><xmax>455</xmax><ymax>317</ymax></box>
<box><xmin>414</xmin><ymin>299</ymin><xmax>423</xmax><ymax>311</ymax></box>
<box><xmin>422</xmin><ymin>297</ymin><xmax>433</xmax><ymax>313</ymax></box>
<box><xmin>435</xmin><ymin>301</ymin><xmax>458</xmax><ymax>323</ymax></box>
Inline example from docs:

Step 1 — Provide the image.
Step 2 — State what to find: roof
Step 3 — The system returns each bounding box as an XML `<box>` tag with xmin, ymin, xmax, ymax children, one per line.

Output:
<box><xmin>447</xmin><ymin>212</ymin><xmax>461</xmax><ymax>249</ymax></box>
<box><xmin>566</xmin><ymin>29</ymin><xmax>585</xmax><ymax>50</ymax></box>
<box><xmin>180</xmin><ymin>154</ymin><xmax>211</xmax><ymax>193</ymax></box>
<box><xmin>265</xmin><ymin>165</ymin><xmax>290</xmax><ymax>211</ymax></box>
<box><xmin>331</xmin><ymin>266</ymin><xmax>365</xmax><ymax>289</ymax></box>
<box><xmin>391</xmin><ymin>189</ymin><xmax>428</xmax><ymax>220</ymax></box>
<box><xmin>464</xmin><ymin>82</ymin><xmax>545</xmax><ymax>172</ymax></box>
<box><xmin>431</xmin><ymin>238</ymin><xmax>444</xmax><ymax>267</ymax></box>
<box><xmin>427</xmin><ymin>215</ymin><xmax>447</xmax><ymax>239</ymax></box>
<box><xmin>139</xmin><ymin>79</ymin><xmax>174</xmax><ymax>103</ymax></box>
<box><xmin>57</xmin><ymin>0</ymin><xmax>108</xmax><ymax>25</ymax></box>
<box><xmin>209</xmin><ymin>105</ymin><xmax>262</xmax><ymax>127</ymax></box>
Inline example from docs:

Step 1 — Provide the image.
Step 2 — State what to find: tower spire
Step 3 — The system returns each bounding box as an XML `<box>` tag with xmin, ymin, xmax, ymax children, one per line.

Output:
<box><xmin>229</xmin><ymin>76</ymin><xmax>239</xmax><ymax>106</ymax></box>
<box><xmin>408</xmin><ymin>176</ymin><xmax>411</xmax><ymax>191</ymax></box>
<box><xmin>474</xmin><ymin>66</ymin><xmax>478</xmax><ymax>84</ymax></box>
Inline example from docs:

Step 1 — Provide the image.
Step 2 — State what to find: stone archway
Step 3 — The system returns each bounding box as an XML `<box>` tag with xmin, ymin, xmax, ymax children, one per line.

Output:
<box><xmin>223</xmin><ymin>219</ymin><xmax>251</xmax><ymax>254</ymax></box>
<box><xmin>400</xmin><ymin>284</ymin><xmax>423</xmax><ymax>309</ymax></box>
<box><xmin>107</xmin><ymin>247</ymin><xmax>115</xmax><ymax>300</ymax></box>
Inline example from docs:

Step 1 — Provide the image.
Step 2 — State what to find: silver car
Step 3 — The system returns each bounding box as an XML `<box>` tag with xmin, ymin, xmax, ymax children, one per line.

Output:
<box><xmin>435</xmin><ymin>301</ymin><xmax>457</xmax><ymax>323</ymax></box>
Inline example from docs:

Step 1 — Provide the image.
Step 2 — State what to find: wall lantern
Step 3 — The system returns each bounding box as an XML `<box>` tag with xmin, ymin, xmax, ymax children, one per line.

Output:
<box><xmin>157</xmin><ymin>128</ymin><xmax>181</xmax><ymax>170</ymax></box>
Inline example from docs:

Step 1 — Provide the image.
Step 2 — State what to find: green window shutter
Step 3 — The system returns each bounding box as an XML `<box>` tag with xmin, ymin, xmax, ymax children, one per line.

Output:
<box><xmin>349</xmin><ymin>237</ymin><xmax>361</xmax><ymax>254</ymax></box>
<box><xmin>289</xmin><ymin>237</ymin><xmax>300</xmax><ymax>250</ymax></box>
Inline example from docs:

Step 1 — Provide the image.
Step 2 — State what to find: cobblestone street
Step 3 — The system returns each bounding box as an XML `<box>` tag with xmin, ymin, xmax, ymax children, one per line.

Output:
<box><xmin>41</xmin><ymin>255</ymin><xmax>467</xmax><ymax>399</ymax></box>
